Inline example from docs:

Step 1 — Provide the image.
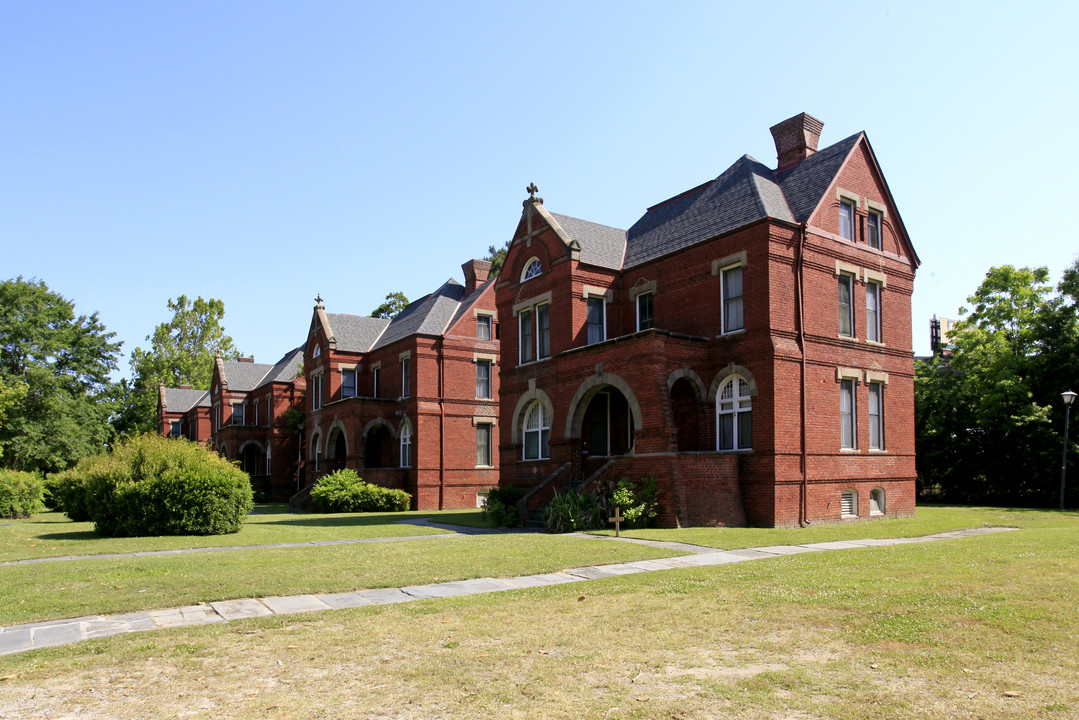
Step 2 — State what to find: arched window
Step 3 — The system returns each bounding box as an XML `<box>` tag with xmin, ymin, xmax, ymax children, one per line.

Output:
<box><xmin>870</xmin><ymin>488</ymin><xmax>885</xmax><ymax>515</ymax></box>
<box><xmin>399</xmin><ymin>421</ymin><xmax>412</xmax><ymax>468</ymax></box>
<box><xmin>523</xmin><ymin>401</ymin><xmax>550</xmax><ymax>460</ymax></box>
<box><xmin>716</xmin><ymin>376</ymin><xmax>752</xmax><ymax>451</ymax></box>
<box><xmin>521</xmin><ymin>257</ymin><xmax>543</xmax><ymax>282</ymax></box>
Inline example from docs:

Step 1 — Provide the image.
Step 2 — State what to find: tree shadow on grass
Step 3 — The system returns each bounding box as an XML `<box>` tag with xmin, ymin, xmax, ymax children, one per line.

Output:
<box><xmin>252</xmin><ymin>512</ymin><xmax>421</xmax><ymax>528</ymax></box>
<box><xmin>33</xmin><ymin>530</ymin><xmax>103</xmax><ymax>541</ymax></box>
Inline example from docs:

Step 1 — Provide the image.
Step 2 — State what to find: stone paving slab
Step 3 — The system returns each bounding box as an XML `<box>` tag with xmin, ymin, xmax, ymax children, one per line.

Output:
<box><xmin>262</xmin><ymin>595</ymin><xmax>331</xmax><ymax>615</ymax></box>
<box><xmin>0</xmin><ymin>526</ymin><xmax>1018</xmax><ymax>656</ymax></box>
<box><xmin>357</xmin><ymin>588</ymin><xmax>414</xmax><ymax>604</ymax></box>
<box><xmin>211</xmin><ymin>598</ymin><xmax>272</xmax><ymax>621</ymax></box>
<box><xmin>318</xmin><ymin>592</ymin><xmax>375</xmax><ymax>609</ymax></box>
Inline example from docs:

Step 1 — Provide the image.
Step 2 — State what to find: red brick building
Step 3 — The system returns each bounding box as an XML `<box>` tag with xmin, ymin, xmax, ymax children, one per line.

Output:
<box><xmin>495</xmin><ymin>113</ymin><xmax>919</xmax><ymax>527</ymax></box>
<box><xmin>300</xmin><ymin>260</ymin><xmax>500</xmax><ymax>509</ymax></box>
<box><xmin>157</xmin><ymin>260</ymin><xmax>499</xmax><ymax>510</ymax></box>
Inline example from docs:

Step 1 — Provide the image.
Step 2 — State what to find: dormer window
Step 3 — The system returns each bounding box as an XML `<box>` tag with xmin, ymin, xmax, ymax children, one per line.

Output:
<box><xmin>521</xmin><ymin>258</ymin><xmax>543</xmax><ymax>282</ymax></box>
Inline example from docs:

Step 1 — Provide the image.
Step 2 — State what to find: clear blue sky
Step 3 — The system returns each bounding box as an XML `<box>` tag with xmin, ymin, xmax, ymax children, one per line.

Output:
<box><xmin>3</xmin><ymin>1</ymin><xmax>1076</xmax><ymax>373</ymax></box>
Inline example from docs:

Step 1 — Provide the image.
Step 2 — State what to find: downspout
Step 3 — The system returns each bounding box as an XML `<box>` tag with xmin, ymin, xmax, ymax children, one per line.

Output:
<box><xmin>797</xmin><ymin>223</ymin><xmax>810</xmax><ymax>526</ymax></box>
<box><xmin>438</xmin><ymin>336</ymin><xmax>446</xmax><ymax>510</ymax></box>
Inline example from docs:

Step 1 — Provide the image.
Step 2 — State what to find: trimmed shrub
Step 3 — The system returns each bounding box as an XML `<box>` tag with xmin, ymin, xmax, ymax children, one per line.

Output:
<box><xmin>45</xmin><ymin>458</ymin><xmax>106</xmax><ymax>522</ymax></box>
<box><xmin>543</xmin><ymin>487</ymin><xmax>606</xmax><ymax>533</ymax></box>
<box><xmin>309</xmin><ymin>469</ymin><xmax>411</xmax><ymax>513</ymax></box>
<box><xmin>611</xmin><ymin>476</ymin><xmax>659</xmax><ymax>529</ymax></box>
<box><xmin>82</xmin><ymin>434</ymin><xmax>253</xmax><ymax>537</ymax></box>
<box><xmin>482</xmin><ymin>485</ymin><xmax>524</xmax><ymax>527</ymax></box>
<box><xmin>0</xmin><ymin>470</ymin><xmax>44</xmax><ymax>518</ymax></box>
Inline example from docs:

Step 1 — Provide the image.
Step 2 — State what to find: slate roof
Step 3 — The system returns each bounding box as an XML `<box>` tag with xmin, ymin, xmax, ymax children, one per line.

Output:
<box><xmin>448</xmin><ymin>277</ymin><xmax>496</xmax><ymax>329</ymax></box>
<box><xmin>548</xmin><ymin>132</ymin><xmax>863</xmax><ymax>271</ymax></box>
<box><xmin>325</xmin><ymin>314</ymin><xmax>391</xmax><ymax>353</ymax></box>
<box><xmin>219</xmin><ymin>359</ymin><xmax>275</xmax><ymax>392</ymax></box>
<box><xmin>256</xmin><ymin>346</ymin><xmax>305</xmax><ymax>387</ymax></box>
<box><xmin>373</xmin><ymin>279</ymin><xmax>466</xmax><ymax>350</ymax></box>
<box><xmin>624</xmin><ymin>154</ymin><xmax>795</xmax><ymax>268</ymax></box>
<box><xmin>162</xmin><ymin>387</ymin><xmax>210</xmax><ymax>413</ymax></box>
<box><xmin>550</xmin><ymin>213</ymin><xmax>626</xmax><ymax>270</ymax></box>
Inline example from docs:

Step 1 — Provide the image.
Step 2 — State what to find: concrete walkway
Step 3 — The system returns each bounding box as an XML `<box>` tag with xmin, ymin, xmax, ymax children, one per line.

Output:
<box><xmin>0</xmin><ymin>526</ymin><xmax>1015</xmax><ymax>657</ymax></box>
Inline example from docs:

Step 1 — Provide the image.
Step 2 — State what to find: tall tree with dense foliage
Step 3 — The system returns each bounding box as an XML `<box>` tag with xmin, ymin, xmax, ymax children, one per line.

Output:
<box><xmin>370</xmin><ymin>291</ymin><xmax>409</xmax><ymax>319</ymax></box>
<box><xmin>485</xmin><ymin>241</ymin><xmax>509</xmax><ymax>276</ymax></box>
<box><xmin>0</xmin><ymin>277</ymin><xmax>122</xmax><ymax>472</ymax></box>
<box><xmin>916</xmin><ymin>262</ymin><xmax>1079</xmax><ymax>505</ymax></box>
<box><xmin>114</xmin><ymin>295</ymin><xmax>240</xmax><ymax>435</ymax></box>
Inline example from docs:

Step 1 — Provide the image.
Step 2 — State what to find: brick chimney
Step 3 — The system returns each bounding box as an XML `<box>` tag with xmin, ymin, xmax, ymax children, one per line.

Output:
<box><xmin>238</xmin><ymin>357</ymin><xmax>255</xmax><ymax>363</ymax></box>
<box><xmin>462</xmin><ymin>259</ymin><xmax>492</xmax><ymax>294</ymax></box>
<box><xmin>179</xmin><ymin>384</ymin><xmax>192</xmax><ymax>390</ymax></box>
<box><xmin>770</xmin><ymin>112</ymin><xmax>824</xmax><ymax>171</ymax></box>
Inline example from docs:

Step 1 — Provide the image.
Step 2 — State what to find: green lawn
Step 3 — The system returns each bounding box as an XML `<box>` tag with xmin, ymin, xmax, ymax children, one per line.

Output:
<box><xmin>590</xmin><ymin>505</ymin><xmax>1059</xmax><ymax>548</ymax></box>
<box><xmin>0</xmin><ymin>505</ymin><xmax>481</xmax><ymax>563</ymax></box>
<box><xmin>0</xmin><ymin>506</ymin><xmax>1075</xmax><ymax>719</ymax></box>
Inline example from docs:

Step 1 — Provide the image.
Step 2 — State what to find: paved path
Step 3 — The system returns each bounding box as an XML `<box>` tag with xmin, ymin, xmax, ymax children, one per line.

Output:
<box><xmin>0</xmin><ymin>526</ymin><xmax>1015</xmax><ymax>657</ymax></box>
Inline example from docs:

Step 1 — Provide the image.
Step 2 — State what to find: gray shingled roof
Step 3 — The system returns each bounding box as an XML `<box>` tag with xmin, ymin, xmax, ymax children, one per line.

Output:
<box><xmin>219</xmin><ymin>360</ymin><xmax>274</xmax><ymax>392</ymax></box>
<box><xmin>776</xmin><ymin>132</ymin><xmax>860</xmax><ymax>222</ymax></box>
<box><xmin>624</xmin><ymin>155</ymin><xmax>795</xmax><ymax>268</ymax></box>
<box><xmin>162</xmin><ymin>387</ymin><xmax>210</xmax><ymax>413</ymax></box>
<box><xmin>550</xmin><ymin>212</ymin><xmax>626</xmax><ymax>270</ymax></box>
<box><xmin>256</xmin><ymin>346</ymin><xmax>305</xmax><ymax>388</ymax></box>
<box><xmin>372</xmin><ymin>280</ymin><xmax>465</xmax><ymax>350</ymax></box>
<box><xmin>326</xmin><ymin>314</ymin><xmax>391</xmax><ymax>353</ymax></box>
<box><xmin>448</xmin><ymin>277</ymin><xmax>496</xmax><ymax>329</ymax></box>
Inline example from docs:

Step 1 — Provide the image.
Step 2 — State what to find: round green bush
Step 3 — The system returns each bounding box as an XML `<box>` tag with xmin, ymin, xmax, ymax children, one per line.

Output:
<box><xmin>82</xmin><ymin>434</ymin><xmax>253</xmax><ymax>537</ymax></box>
<box><xmin>0</xmin><ymin>470</ymin><xmax>44</xmax><ymax>519</ymax></box>
<box><xmin>310</xmin><ymin>468</ymin><xmax>411</xmax><ymax>513</ymax></box>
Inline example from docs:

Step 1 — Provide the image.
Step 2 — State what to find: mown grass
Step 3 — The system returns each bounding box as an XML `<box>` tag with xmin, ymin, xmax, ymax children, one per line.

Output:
<box><xmin>0</xmin><ymin>534</ymin><xmax>681</xmax><ymax>626</ymax></box>
<box><xmin>0</xmin><ymin>505</ymin><xmax>458</xmax><ymax>563</ymax></box>
<box><xmin>0</xmin><ymin>508</ymin><xmax>1075</xmax><ymax>719</ymax></box>
<box><xmin>591</xmin><ymin>505</ymin><xmax>1063</xmax><ymax>548</ymax></box>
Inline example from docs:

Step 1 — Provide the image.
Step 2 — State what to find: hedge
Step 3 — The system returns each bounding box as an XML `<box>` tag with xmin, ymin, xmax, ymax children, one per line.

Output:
<box><xmin>310</xmin><ymin>469</ymin><xmax>411</xmax><ymax>513</ymax></box>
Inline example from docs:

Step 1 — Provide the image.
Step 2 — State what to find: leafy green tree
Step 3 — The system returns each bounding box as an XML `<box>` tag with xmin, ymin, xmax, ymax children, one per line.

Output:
<box><xmin>0</xmin><ymin>277</ymin><xmax>122</xmax><ymax>472</ymax></box>
<box><xmin>114</xmin><ymin>295</ymin><xmax>240</xmax><ymax>435</ymax></box>
<box><xmin>916</xmin><ymin>263</ymin><xmax>1079</xmax><ymax>505</ymax></box>
<box><xmin>371</xmin><ymin>291</ymin><xmax>409</xmax><ymax>319</ymax></box>
<box><xmin>485</xmin><ymin>241</ymin><xmax>510</xmax><ymax>276</ymax></box>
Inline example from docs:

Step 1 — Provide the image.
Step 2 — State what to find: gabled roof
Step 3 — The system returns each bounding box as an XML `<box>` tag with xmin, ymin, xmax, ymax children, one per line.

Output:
<box><xmin>448</xmin><ymin>276</ymin><xmax>497</xmax><ymax>329</ymax></box>
<box><xmin>624</xmin><ymin>154</ymin><xmax>794</xmax><ymax>268</ymax></box>
<box><xmin>322</xmin><ymin>313</ymin><xmax>391</xmax><ymax>353</ymax></box>
<box><xmin>373</xmin><ymin>279</ymin><xmax>465</xmax><ymax>350</ymax></box>
<box><xmin>217</xmin><ymin>359</ymin><xmax>275</xmax><ymax>393</ymax></box>
<box><xmin>256</xmin><ymin>346</ymin><xmax>305</xmax><ymax>388</ymax></box>
<box><xmin>161</xmin><ymin>387</ymin><xmax>210</xmax><ymax>413</ymax></box>
<box><xmin>550</xmin><ymin>213</ymin><xmax>626</xmax><ymax>270</ymax></box>
<box><xmin>775</xmin><ymin>132</ymin><xmax>861</xmax><ymax>222</ymax></box>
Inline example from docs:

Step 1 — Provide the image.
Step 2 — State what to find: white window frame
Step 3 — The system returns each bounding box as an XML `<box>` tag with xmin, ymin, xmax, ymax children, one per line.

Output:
<box><xmin>170</xmin><ymin>420</ymin><xmax>181</xmax><ymax>438</ymax></box>
<box><xmin>476</xmin><ymin>423</ymin><xmax>493</xmax><ymax>467</ymax></box>
<box><xmin>636</xmin><ymin>292</ymin><xmax>654</xmax><ymax>331</ymax></box>
<box><xmin>341</xmin><ymin>368</ymin><xmax>357</xmax><ymax>399</ymax></box>
<box><xmin>521</xmin><ymin>257</ymin><xmax>543</xmax><ymax>282</ymax></box>
<box><xmin>840</xmin><ymin>378</ymin><xmax>857</xmax><ymax>449</ymax></box>
<box><xmin>519</xmin><ymin>308</ymin><xmax>533</xmax><ymax>364</ymax></box>
<box><xmin>312</xmin><ymin>372</ymin><xmax>324</xmax><ymax>410</ymax></box>
<box><xmin>866</xmin><ymin>282</ymin><xmax>881</xmax><ymax>343</ymax></box>
<box><xmin>536</xmin><ymin>303</ymin><xmax>550</xmax><ymax>359</ymax></box>
<box><xmin>586</xmin><ymin>296</ymin><xmax>606</xmax><ymax>345</ymax></box>
<box><xmin>841</xmin><ymin>489</ymin><xmax>858</xmax><ymax>517</ymax></box>
<box><xmin>477</xmin><ymin>314</ymin><xmax>493</xmax><ymax>341</ymax></box>
<box><xmin>721</xmin><ymin>264</ymin><xmax>744</xmax><ymax>334</ymax></box>
<box><xmin>866</xmin><ymin>210</ymin><xmax>882</xmax><ymax>249</ymax></box>
<box><xmin>399</xmin><ymin>422</ymin><xmax>412</xmax><ymax>468</ymax></box>
<box><xmin>312</xmin><ymin>433</ymin><xmax>322</xmax><ymax>473</ymax></box>
<box><xmin>523</xmin><ymin>400</ymin><xmax>550</xmax><ymax>460</ymax></box>
<box><xmin>372</xmin><ymin>365</ymin><xmax>381</xmax><ymax>398</ymax></box>
<box><xmin>868</xmin><ymin>381</ymin><xmax>884</xmax><ymax>450</ymax></box>
<box><xmin>839</xmin><ymin>200</ymin><xmax>855</xmax><ymax>241</ymax></box>
<box><xmin>716</xmin><ymin>375</ymin><xmax>752</xmax><ymax>451</ymax></box>
<box><xmin>838</xmin><ymin>273</ymin><xmax>855</xmax><ymax>338</ymax></box>
<box><xmin>476</xmin><ymin>359</ymin><xmax>492</xmax><ymax>399</ymax></box>
<box><xmin>232</xmin><ymin>402</ymin><xmax>245</xmax><ymax>427</ymax></box>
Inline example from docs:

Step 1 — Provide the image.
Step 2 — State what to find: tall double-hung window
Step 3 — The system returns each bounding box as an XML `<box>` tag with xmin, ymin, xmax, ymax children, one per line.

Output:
<box><xmin>840</xmin><ymin>378</ymin><xmax>856</xmax><ymax>449</ymax></box>
<box><xmin>838</xmin><ymin>273</ymin><xmax>855</xmax><ymax>337</ymax></box>
<box><xmin>537</xmin><ymin>304</ymin><xmax>550</xmax><ymax>359</ymax></box>
<box><xmin>586</xmin><ymin>297</ymin><xmax>606</xmax><ymax>344</ymax></box>
<box><xmin>519</xmin><ymin>308</ymin><xmax>533</xmax><ymax>364</ymax></box>
<box><xmin>721</xmin><ymin>265</ymin><xmax>744</xmax><ymax>333</ymax></box>
<box><xmin>868</xmin><ymin>381</ymin><xmax>884</xmax><ymax>450</ymax></box>
<box><xmin>866</xmin><ymin>282</ymin><xmax>881</xmax><ymax>343</ymax></box>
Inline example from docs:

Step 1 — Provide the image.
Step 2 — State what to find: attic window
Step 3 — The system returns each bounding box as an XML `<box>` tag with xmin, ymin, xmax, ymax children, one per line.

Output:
<box><xmin>522</xmin><ymin>258</ymin><xmax>543</xmax><ymax>282</ymax></box>
<box><xmin>312</xmin><ymin>345</ymin><xmax>321</xmax><ymax>358</ymax></box>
